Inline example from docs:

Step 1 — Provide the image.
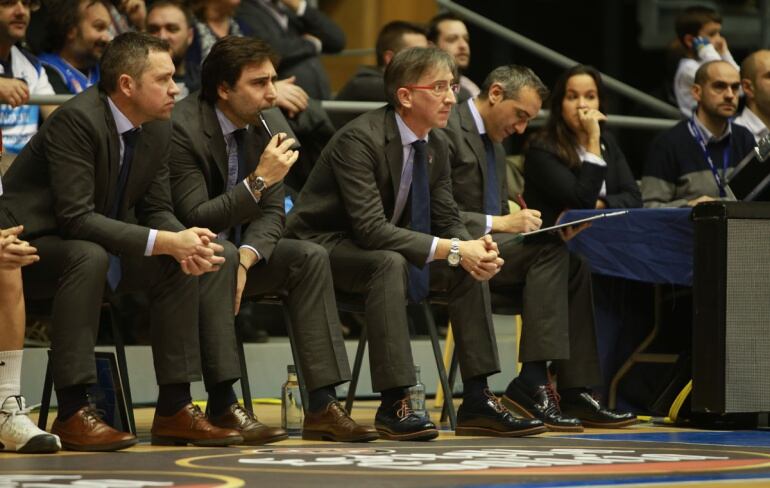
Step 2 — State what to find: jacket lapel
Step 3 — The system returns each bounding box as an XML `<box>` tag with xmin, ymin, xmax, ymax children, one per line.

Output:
<box><xmin>384</xmin><ymin>109</ymin><xmax>403</xmax><ymax>206</ymax></box>
<box><xmin>202</xmin><ymin>102</ymin><xmax>228</xmax><ymax>183</ymax></box>
<box><xmin>460</xmin><ymin>102</ymin><xmax>489</xmax><ymax>192</ymax></box>
<box><xmin>101</xmin><ymin>92</ymin><xmax>121</xmax><ymax>214</ymax></box>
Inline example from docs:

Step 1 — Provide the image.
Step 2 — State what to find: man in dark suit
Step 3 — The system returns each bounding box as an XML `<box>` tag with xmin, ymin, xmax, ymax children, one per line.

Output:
<box><xmin>0</xmin><ymin>33</ymin><xmax>243</xmax><ymax>451</ymax></box>
<box><xmin>287</xmin><ymin>46</ymin><xmax>546</xmax><ymax>440</ymax></box>
<box><xmin>442</xmin><ymin>65</ymin><xmax>637</xmax><ymax>430</ymax></box>
<box><xmin>169</xmin><ymin>36</ymin><xmax>377</xmax><ymax>443</ymax></box>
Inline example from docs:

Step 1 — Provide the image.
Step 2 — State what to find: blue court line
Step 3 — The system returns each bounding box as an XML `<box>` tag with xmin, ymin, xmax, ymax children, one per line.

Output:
<box><xmin>463</xmin><ymin>471</ymin><xmax>770</xmax><ymax>487</ymax></box>
<box><xmin>560</xmin><ymin>430</ymin><xmax>770</xmax><ymax>448</ymax></box>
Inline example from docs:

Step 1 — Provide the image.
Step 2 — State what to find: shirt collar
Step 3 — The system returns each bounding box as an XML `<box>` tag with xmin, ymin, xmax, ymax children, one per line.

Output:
<box><xmin>736</xmin><ymin>107</ymin><xmax>769</xmax><ymax>138</ymax></box>
<box><xmin>692</xmin><ymin>112</ymin><xmax>732</xmax><ymax>143</ymax></box>
<box><xmin>395</xmin><ymin>112</ymin><xmax>429</xmax><ymax>146</ymax></box>
<box><xmin>466</xmin><ymin>98</ymin><xmax>486</xmax><ymax>135</ymax></box>
<box><xmin>107</xmin><ymin>96</ymin><xmax>138</xmax><ymax>135</ymax></box>
<box><xmin>215</xmin><ymin>106</ymin><xmax>246</xmax><ymax>136</ymax></box>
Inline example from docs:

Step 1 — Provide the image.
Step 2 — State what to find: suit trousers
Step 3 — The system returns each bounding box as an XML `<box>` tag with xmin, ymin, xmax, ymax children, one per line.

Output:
<box><xmin>242</xmin><ymin>238</ymin><xmax>351</xmax><ymax>392</ymax></box>
<box><xmin>22</xmin><ymin>235</ymin><xmax>201</xmax><ymax>390</ymax></box>
<box><xmin>491</xmin><ymin>234</ymin><xmax>602</xmax><ymax>389</ymax></box>
<box><xmin>331</xmin><ymin>239</ymin><xmax>500</xmax><ymax>392</ymax></box>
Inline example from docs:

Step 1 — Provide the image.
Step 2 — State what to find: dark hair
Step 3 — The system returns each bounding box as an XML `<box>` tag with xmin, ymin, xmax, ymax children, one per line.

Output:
<box><xmin>43</xmin><ymin>0</ymin><xmax>108</xmax><ymax>53</ymax></box>
<box><xmin>200</xmin><ymin>36</ymin><xmax>279</xmax><ymax>105</ymax></box>
<box><xmin>375</xmin><ymin>20</ymin><xmax>426</xmax><ymax>68</ymax></box>
<box><xmin>426</xmin><ymin>12</ymin><xmax>461</xmax><ymax>44</ymax></box>
<box><xmin>383</xmin><ymin>46</ymin><xmax>456</xmax><ymax>108</ymax></box>
<box><xmin>146</xmin><ymin>0</ymin><xmax>195</xmax><ymax>30</ymax></box>
<box><xmin>675</xmin><ymin>6</ymin><xmax>722</xmax><ymax>44</ymax></box>
<box><xmin>478</xmin><ymin>64</ymin><xmax>549</xmax><ymax>102</ymax></box>
<box><xmin>530</xmin><ymin>64</ymin><xmax>605</xmax><ymax>169</ymax></box>
<box><xmin>99</xmin><ymin>32</ymin><xmax>170</xmax><ymax>93</ymax></box>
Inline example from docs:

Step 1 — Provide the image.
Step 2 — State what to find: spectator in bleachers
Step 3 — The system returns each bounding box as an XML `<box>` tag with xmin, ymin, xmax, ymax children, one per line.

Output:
<box><xmin>735</xmin><ymin>49</ymin><xmax>770</xmax><ymax>143</ymax></box>
<box><xmin>673</xmin><ymin>5</ymin><xmax>737</xmax><ymax>118</ymax></box>
<box><xmin>427</xmin><ymin>12</ymin><xmax>478</xmax><ymax>102</ymax></box>
<box><xmin>287</xmin><ymin>46</ymin><xmax>547</xmax><ymax>440</ymax></box>
<box><xmin>0</xmin><ymin>32</ymin><xmax>237</xmax><ymax>451</ymax></box>
<box><xmin>235</xmin><ymin>0</ymin><xmax>345</xmax><ymax>100</ymax></box>
<box><xmin>0</xmin><ymin>0</ymin><xmax>55</xmax><ymax>162</ymax></box>
<box><xmin>524</xmin><ymin>64</ymin><xmax>641</xmax><ymax>229</ymax></box>
<box><xmin>332</xmin><ymin>20</ymin><xmax>426</xmax><ymax>128</ymax></box>
<box><xmin>190</xmin><ymin>0</ymin><xmax>248</xmax><ymax>63</ymax></box>
<box><xmin>442</xmin><ymin>65</ymin><xmax>637</xmax><ymax>431</ymax></box>
<box><xmin>642</xmin><ymin>60</ymin><xmax>754</xmax><ymax>208</ymax></box>
<box><xmin>169</xmin><ymin>36</ymin><xmax>377</xmax><ymax>443</ymax></box>
<box><xmin>146</xmin><ymin>0</ymin><xmax>196</xmax><ymax>99</ymax></box>
<box><xmin>39</xmin><ymin>0</ymin><xmax>113</xmax><ymax>95</ymax></box>
<box><xmin>106</xmin><ymin>0</ymin><xmax>146</xmax><ymax>34</ymax></box>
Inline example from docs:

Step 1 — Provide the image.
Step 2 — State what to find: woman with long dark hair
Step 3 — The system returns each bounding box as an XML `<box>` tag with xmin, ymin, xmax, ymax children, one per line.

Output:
<box><xmin>524</xmin><ymin>65</ymin><xmax>641</xmax><ymax>228</ymax></box>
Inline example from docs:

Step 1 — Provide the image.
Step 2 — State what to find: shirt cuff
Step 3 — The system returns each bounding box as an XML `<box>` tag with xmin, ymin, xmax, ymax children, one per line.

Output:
<box><xmin>145</xmin><ymin>229</ymin><xmax>158</xmax><ymax>256</ymax></box>
<box><xmin>485</xmin><ymin>215</ymin><xmax>493</xmax><ymax>234</ymax></box>
<box><xmin>296</xmin><ymin>0</ymin><xmax>307</xmax><ymax>15</ymax></box>
<box><xmin>425</xmin><ymin>237</ymin><xmax>439</xmax><ymax>264</ymax></box>
<box><xmin>242</xmin><ymin>179</ymin><xmax>261</xmax><ymax>204</ymax></box>
<box><xmin>240</xmin><ymin>245</ymin><xmax>262</xmax><ymax>263</ymax></box>
<box><xmin>306</xmin><ymin>35</ymin><xmax>322</xmax><ymax>54</ymax></box>
<box><xmin>583</xmin><ymin>152</ymin><xmax>607</xmax><ymax>167</ymax></box>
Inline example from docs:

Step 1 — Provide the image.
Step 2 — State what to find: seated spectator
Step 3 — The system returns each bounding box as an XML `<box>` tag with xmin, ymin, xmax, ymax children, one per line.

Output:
<box><xmin>673</xmin><ymin>5</ymin><xmax>737</xmax><ymax>118</ymax></box>
<box><xmin>39</xmin><ymin>0</ymin><xmax>113</xmax><ymax>95</ymax></box>
<box><xmin>106</xmin><ymin>0</ymin><xmax>145</xmax><ymax>35</ymax></box>
<box><xmin>0</xmin><ymin>0</ymin><xmax>55</xmax><ymax>160</ymax></box>
<box><xmin>146</xmin><ymin>0</ymin><xmax>196</xmax><ymax>98</ymax></box>
<box><xmin>524</xmin><ymin>64</ymin><xmax>642</xmax><ymax>229</ymax></box>
<box><xmin>332</xmin><ymin>20</ymin><xmax>426</xmax><ymax>128</ymax></box>
<box><xmin>441</xmin><ymin>65</ymin><xmax>637</xmax><ymax>431</ymax></box>
<box><xmin>428</xmin><ymin>12</ymin><xmax>478</xmax><ymax>102</ymax></box>
<box><xmin>235</xmin><ymin>0</ymin><xmax>345</xmax><ymax>99</ymax></box>
<box><xmin>190</xmin><ymin>0</ymin><xmax>249</xmax><ymax>63</ymax></box>
<box><xmin>735</xmin><ymin>49</ymin><xmax>770</xmax><ymax>142</ymax></box>
<box><xmin>642</xmin><ymin>60</ymin><xmax>754</xmax><ymax>208</ymax></box>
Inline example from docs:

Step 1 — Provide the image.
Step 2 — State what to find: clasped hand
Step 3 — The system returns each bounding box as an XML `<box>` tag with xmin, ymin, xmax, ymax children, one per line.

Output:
<box><xmin>0</xmin><ymin>226</ymin><xmax>39</xmax><ymax>270</ymax></box>
<box><xmin>169</xmin><ymin>228</ymin><xmax>225</xmax><ymax>276</ymax></box>
<box><xmin>459</xmin><ymin>235</ymin><xmax>504</xmax><ymax>281</ymax></box>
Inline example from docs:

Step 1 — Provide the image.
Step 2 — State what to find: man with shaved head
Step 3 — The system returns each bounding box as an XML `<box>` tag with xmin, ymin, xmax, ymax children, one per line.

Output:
<box><xmin>735</xmin><ymin>49</ymin><xmax>770</xmax><ymax>142</ymax></box>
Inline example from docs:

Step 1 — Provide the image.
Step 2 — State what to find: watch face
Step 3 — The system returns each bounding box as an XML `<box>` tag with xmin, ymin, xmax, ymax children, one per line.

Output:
<box><xmin>448</xmin><ymin>252</ymin><xmax>461</xmax><ymax>266</ymax></box>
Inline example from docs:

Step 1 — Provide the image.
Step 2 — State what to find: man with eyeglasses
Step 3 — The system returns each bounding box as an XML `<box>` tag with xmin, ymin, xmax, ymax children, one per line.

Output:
<box><xmin>287</xmin><ymin>46</ymin><xmax>546</xmax><ymax>440</ymax></box>
<box><xmin>440</xmin><ymin>65</ymin><xmax>638</xmax><ymax>431</ymax></box>
<box><xmin>0</xmin><ymin>0</ymin><xmax>55</xmax><ymax>170</ymax></box>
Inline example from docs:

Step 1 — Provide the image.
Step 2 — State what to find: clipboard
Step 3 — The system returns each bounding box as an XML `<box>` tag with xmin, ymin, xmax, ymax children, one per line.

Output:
<box><xmin>258</xmin><ymin>107</ymin><xmax>302</xmax><ymax>150</ymax></box>
<box><xmin>724</xmin><ymin>133</ymin><xmax>770</xmax><ymax>201</ymax></box>
<box><xmin>521</xmin><ymin>210</ymin><xmax>629</xmax><ymax>237</ymax></box>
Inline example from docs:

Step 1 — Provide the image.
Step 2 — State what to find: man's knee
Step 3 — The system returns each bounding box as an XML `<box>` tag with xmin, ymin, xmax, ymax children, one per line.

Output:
<box><xmin>63</xmin><ymin>240</ymin><xmax>109</xmax><ymax>276</ymax></box>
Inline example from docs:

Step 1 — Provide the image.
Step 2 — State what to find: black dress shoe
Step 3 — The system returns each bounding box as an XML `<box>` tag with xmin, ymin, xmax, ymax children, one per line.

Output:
<box><xmin>375</xmin><ymin>397</ymin><xmax>438</xmax><ymax>441</ymax></box>
<box><xmin>560</xmin><ymin>392</ymin><xmax>638</xmax><ymax>428</ymax></box>
<box><xmin>502</xmin><ymin>378</ymin><xmax>583</xmax><ymax>432</ymax></box>
<box><xmin>457</xmin><ymin>389</ymin><xmax>546</xmax><ymax>437</ymax></box>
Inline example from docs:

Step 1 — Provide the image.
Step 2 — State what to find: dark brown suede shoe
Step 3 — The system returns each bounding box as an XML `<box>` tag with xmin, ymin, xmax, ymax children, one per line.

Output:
<box><xmin>302</xmin><ymin>401</ymin><xmax>379</xmax><ymax>442</ymax></box>
<box><xmin>151</xmin><ymin>403</ymin><xmax>243</xmax><ymax>447</ymax></box>
<box><xmin>210</xmin><ymin>403</ymin><xmax>288</xmax><ymax>445</ymax></box>
<box><xmin>51</xmin><ymin>406</ymin><xmax>138</xmax><ymax>452</ymax></box>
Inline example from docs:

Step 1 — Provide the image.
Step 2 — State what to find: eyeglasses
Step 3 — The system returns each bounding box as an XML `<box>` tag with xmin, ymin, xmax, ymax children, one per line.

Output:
<box><xmin>404</xmin><ymin>81</ymin><xmax>460</xmax><ymax>97</ymax></box>
<box><xmin>0</xmin><ymin>0</ymin><xmax>40</xmax><ymax>11</ymax></box>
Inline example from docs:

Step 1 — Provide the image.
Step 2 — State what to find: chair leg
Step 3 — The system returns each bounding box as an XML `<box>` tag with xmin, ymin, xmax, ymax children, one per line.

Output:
<box><xmin>234</xmin><ymin>322</ymin><xmax>254</xmax><ymax>414</ymax></box>
<box><xmin>345</xmin><ymin>325</ymin><xmax>367</xmax><ymax>414</ymax></box>
<box><xmin>109</xmin><ymin>307</ymin><xmax>136</xmax><ymax>435</ymax></box>
<box><xmin>441</xmin><ymin>348</ymin><xmax>460</xmax><ymax>424</ymax></box>
<box><xmin>434</xmin><ymin>323</ymin><xmax>454</xmax><ymax>409</ymax></box>
<box><xmin>37</xmin><ymin>352</ymin><xmax>53</xmax><ymax>430</ymax></box>
<box><xmin>421</xmin><ymin>303</ymin><xmax>457</xmax><ymax>430</ymax></box>
<box><xmin>282</xmin><ymin>305</ymin><xmax>309</xmax><ymax>413</ymax></box>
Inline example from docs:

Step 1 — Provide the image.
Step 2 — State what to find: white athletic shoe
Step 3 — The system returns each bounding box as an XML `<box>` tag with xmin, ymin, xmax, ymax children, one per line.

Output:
<box><xmin>0</xmin><ymin>395</ymin><xmax>61</xmax><ymax>453</ymax></box>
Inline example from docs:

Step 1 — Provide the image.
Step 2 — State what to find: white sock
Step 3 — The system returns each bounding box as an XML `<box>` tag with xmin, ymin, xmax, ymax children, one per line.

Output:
<box><xmin>0</xmin><ymin>350</ymin><xmax>23</xmax><ymax>406</ymax></box>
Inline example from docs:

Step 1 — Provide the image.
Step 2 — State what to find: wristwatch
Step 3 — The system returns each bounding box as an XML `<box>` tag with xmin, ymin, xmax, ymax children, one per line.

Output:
<box><xmin>447</xmin><ymin>238</ymin><xmax>462</xmax><ymax>267</ymax></box>
<box><xmin>248</xmin><ymin>174</ymin><xmax>267</xmax><ymax>199</ymax></box>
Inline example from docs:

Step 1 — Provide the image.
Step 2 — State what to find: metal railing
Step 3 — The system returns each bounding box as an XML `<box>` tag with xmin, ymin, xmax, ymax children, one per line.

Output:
<box><xmin>436</xmin><ymin>0</ymin><xmax>682</xmax><ymax>120</ymax></box>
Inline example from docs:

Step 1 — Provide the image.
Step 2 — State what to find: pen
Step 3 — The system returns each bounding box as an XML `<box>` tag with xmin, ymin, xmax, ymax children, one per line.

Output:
<box><xmin>516</xmin><ymin>194</ymin><xmax>528</xmax><ymax>210</ymax></box>
<box><xmin>258</xmin><ymin>113</ymin><xmax>272</xmax><ymax>137</ymax></box>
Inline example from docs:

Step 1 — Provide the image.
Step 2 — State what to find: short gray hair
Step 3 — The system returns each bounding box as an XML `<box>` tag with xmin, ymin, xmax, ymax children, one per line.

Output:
<box><xmin>479</xmin><ymin>65</ymin><xmax>549</xmax><ymax>102</ymax></box>
<box><xmin>383</xmin><ymin>46</ymin><xmax>457</xmax><ymax>107</ymax></box>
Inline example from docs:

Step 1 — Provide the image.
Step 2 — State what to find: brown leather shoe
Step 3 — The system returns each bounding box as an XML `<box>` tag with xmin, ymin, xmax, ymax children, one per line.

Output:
<box><xmin>210</xmin><ymin>403</ymin><xmax>288</xmax><ymax>445</ymax></box>
<box><xmin>51</xmin><ymin>406</ymin><xmax>137</xmax><ymax>452</ymax></box>
<box><xmin>151</xmin><ymin>403</ymin><xmax>243</xmax><ymax>447</ymax></box>
<box><xmin>302</xmin><ymin>401</ymin><xmax>379</xmax><ymax>442</ymax></box>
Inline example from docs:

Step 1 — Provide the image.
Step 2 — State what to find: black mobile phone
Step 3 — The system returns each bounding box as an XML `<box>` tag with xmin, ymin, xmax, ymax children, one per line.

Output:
<box><xmin>258</xmin><ymin>107</ymin><xmax>301</xmax><ymax>150</ymax></box>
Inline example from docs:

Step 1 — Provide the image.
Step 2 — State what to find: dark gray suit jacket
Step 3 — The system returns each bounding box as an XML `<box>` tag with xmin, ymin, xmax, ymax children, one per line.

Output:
<box><xmin>0</xmin><ymin>86</ymin><xmax>182</xmax><ymax>256</ymax></box>
<box><xmin>169</xmin><ymin>94</ymin><xmax>284</xmax><ymax>261</ymax></box>
<box><xmin>442</xmin><ymin>101</ymin><xmax>509</xmax><ymax>238</ymax></box>
<box><xmin>286</xmin><ymin>105</ymin><xmax>471</xmax><ymax>267</ymax></box>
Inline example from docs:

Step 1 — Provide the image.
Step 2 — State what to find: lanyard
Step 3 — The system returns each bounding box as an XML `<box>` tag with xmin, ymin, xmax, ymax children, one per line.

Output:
<box><xmin>688</xmin><ymin>118</ymin><xmax>730</xmax><ymax>197</ymax></box>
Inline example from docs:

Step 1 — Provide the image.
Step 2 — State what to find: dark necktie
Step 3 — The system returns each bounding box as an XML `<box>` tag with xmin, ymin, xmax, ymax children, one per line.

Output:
<box><xmin>231</xmin><ymin>128</ymin><xmax>248</xmax><ymax>246</ymax></box>
<box><xmin>408</xmin><ymin>140</ymin><xmax>430</xmax><ymax>304</ymax></box>
<box><xmin>107</xmin><ymin>127</ymin><xmax>141</xmax><ymax>290</ymax></box>
<box><xmin>481</xmin><ymin>134</ymin><xmax>501</xmax><ymax>215</ymax></box>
